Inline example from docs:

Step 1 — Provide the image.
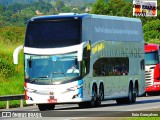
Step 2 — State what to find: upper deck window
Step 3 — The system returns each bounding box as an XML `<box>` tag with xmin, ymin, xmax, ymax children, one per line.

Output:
<box><xmin>25</xmin><ymin>19</ymin><xmax>81</xmax><ymax>48</ymax></box>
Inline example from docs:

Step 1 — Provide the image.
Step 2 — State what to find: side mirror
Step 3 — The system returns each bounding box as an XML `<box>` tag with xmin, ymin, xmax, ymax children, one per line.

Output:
<box><xmin>28</xmin><ymin>59</ymin><xmax>32</xmax><ymax>68</ymax></box>
<box><xmin>158</xmin><ymin>50</ymin><xmax>160</xmax><ymax>62</ymax></box>
<box><xmin>13</xmin><ymin>45</ymin><xmax>23</xmax><ymax>64</ymax></box>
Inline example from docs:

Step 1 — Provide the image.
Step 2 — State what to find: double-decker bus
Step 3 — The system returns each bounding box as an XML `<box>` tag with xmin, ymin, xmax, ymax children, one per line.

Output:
<box><xmin>13</xmin><ymin>13</ymin><xmax>145</xmax><ymax>111</ymax></box>
<box><xmin>144</xmin><ymin>43</ymin><xmax>160</xmax><ymax>95</ymax></box>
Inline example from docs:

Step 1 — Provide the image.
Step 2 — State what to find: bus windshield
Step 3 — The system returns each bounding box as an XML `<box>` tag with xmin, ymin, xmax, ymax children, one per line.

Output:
<box><xmin>25</xmin><ymin>52</ymin><xmax>80</xmax><ymax>84</ymax></box>
<box><xmin>145</xmin><ymin>51</ymin><xmax>158</xmax><ymax>65</ymax></box>
<box><xmin>25</xmin><ymin>19</ymin><xmax>81</xmax><ymax>48</ymax></box>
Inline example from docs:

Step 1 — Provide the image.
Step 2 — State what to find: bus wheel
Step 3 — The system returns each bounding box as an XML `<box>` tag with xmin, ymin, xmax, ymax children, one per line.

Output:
<box><xmin>127</xmin><ymin>83</ymin><xmax>136</xmax><ymax>103</ymax></box>
<box><xmin>38</xmin><ymin>104</ymin><xmax>55</xmax><ymax>111</ymax></box>
<box><xmin>96</xmin><ymin>84</ymin><xmax>104</xmax><ymax>106</ymax></box>
<box><xmin>48</xmin><ymin>104</ymin><xmax>55</xmax><ymax>110</ymax></box>
<box><xmin>89</xmin><ymin>84</ymin><xmax>97</xmax><ymax>107</ymax></box>
<box><xmin>132</xmin><ymin>85</ymin><xmax>138</xmax><ymax>103</ymax></box>
<box><xmin>78</xmin><ymin>102</ymin><xmax>88</xmax><ymax>108</ymax></box>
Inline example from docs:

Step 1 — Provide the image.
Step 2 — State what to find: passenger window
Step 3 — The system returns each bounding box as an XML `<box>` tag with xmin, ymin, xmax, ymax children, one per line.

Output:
<box><xmin>82</xmin><ymin>43</ymin><xmax>90</xmax><ymax>77</ymax></box>
<box><xmin>140</xmin><ymin>59</ymin><xmax>145</xmax><ymax>70</ymax></box>
<box><xmin>93</xmin><ymin>57</ymin><xmax>129</xmax><ymax>77</ymax></box>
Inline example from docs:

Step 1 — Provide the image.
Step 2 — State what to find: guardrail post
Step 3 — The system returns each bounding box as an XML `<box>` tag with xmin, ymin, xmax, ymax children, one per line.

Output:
<box><xmin>6</xmin><ymin>100</ymin><xmax>9</xmax><ymax>109</ymax></box>
<box><xmin>20</xmin><ymin>99</ymin><xmax>23</xmax><ymax>108</ymax></box>
<box><xmin>0</xmin><ymin>94</ymin><xmax>25</xmax><ymax>109</ymax></box>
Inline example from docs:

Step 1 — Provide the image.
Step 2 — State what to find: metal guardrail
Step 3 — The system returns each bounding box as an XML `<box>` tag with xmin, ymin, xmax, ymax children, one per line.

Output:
<box><xmin>0</xmin><ymin>94</ymin><xmax>25</xmax><ymax>109</ymax></box>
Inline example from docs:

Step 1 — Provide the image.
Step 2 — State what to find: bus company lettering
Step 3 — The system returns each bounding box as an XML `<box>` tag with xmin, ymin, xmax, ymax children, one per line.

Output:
<box><xmin>95</xmin><ymin>27</ymin><xmax>139</xmax><ymax>35</ymax></box>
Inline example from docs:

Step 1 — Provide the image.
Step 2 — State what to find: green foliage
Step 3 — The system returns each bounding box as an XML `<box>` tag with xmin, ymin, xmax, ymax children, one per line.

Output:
<box><xmin>91</xmin><ymin>0</ymin><xmax>132</xmax><ymax>16</ymax></box>
<box><xmin>91</xmin><ymin>0</ymin><xmax>160</xmax><ymax>43</ymax></box>
<box><xmin>0</xmin><ymin>26</ymin><xmax>25</xmax><ymax>43</ymax></box>
<box><xmin>0</xmin><ymin>0</ymin><xmax>95</xmax><ymax>7</ymax></box>
<box><xmin>143</xmin><ymin>20</ymin><xmax>160</xmax><ymax>42</ymax></box>
<box><xmin>0</xmin><ymin>100</ymin><xmax>26</xmax><ymax>109</ymax></box>
<box><xmin>124</xmin><ymin>117</ymin><xmax>160</xmax><ymax>120</ymax></box>
<box><xmin>148</xmin><ymin>39</ymin><xmax>160</xmax><ymax>45</ymax></box>
<box><xmin>0</xmin><ymin>1</ymin><xmax>94</xmax><ymax>27</ymax></box>
<box><xmin>91</xmin><ymin>0</ymin><xmax>109</xmax><ymax>14</ymax></box>
<box><xmin>0</xmin><ymin>55</ymin><xmax>15</xmax><ymax>78</ymax></box>
<box><xmin>55</xmin><ymin>0</ymin><xmax>65</xmax><ymax>12</ymax></box>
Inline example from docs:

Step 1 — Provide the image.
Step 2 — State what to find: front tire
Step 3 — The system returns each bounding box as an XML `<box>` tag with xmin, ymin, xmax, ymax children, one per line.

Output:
<box><xmin>78</xmin><ymin>102</ymin><xmax>88</xmax><ymax>108</ymax></box>
<box><xmin>87</xmin><ymin>84</ymin><xmax>97</xmax><ymax>108</ymax></box>
<box><xmin>38</xmin><ymin>104</ymin><xmax>55</xmax><ymax>111</ymax></box>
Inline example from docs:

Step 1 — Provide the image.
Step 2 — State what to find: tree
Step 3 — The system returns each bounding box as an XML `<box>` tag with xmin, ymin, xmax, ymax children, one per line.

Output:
<box><xmin>91</xmin><ymin>0</ymin><xmax>109</xmax><ymax>15</ymax></box>
<box><xmin>117</xmin><ymin>2</ymin><xmax>132</xmax><ymax>17</ymax></box>
<box><xmin>55</xmin><ymin>0</ymin><xmax>65</xmax><ymax>12</ymax></box>
<box><xmin>0</xmin><ymin>4</ymin><xmax>5</xmax><ymax>13</ymax></box>
<box><xmin>91</xmin><ymin>0</ymin><xmax>132</xmax><ymax>17</ymax></box>
<box><xmin>143</xmin><ymin>19</ymin><xmax>160</xmax><ymax>42</ymax></box>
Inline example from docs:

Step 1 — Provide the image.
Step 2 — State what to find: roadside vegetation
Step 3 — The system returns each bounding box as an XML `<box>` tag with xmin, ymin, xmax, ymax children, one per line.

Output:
<box><xmin>124</xmin><ymin>117</ymin><xmax>160</xmax><ymax>120</ymax></box>
<box><xmin>0</xmin><ymin>0</ymin><xmax>159</xmax><ymax>108</ymax></box>
<box><xmin>0</xmin><ymin>27</ymin><xmax>24</xmax><ymax>108</ymax></box>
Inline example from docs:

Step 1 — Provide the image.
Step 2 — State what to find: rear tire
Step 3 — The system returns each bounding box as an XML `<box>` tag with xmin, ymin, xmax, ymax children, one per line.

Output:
<box><xmin>126</xmin><ymin>83</ymin><xmax>136</xmax><ymax>103</ymax></box>
<box><xmin>132</xmin><ymin>85</ymin><xmax>138</xmax><ymax>103</ymax></box>
<box><xmin>127</xmin><ymin>84</ymin><xmax>133</xmax><ymax>103</ymax></box>
<box><xmin>116</xmin><ymin>83</ymin><xmax>136</xmax><ymax>104</ymax></box>
<box><xmin>95</xmin><ymin>84</ymin><xmax>104</xmax><ymax>107</ymax></box>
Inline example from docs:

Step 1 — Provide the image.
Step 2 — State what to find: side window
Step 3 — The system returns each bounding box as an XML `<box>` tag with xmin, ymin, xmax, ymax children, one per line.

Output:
<box><xmin>140</xmin><ymin>59</ymin><xmax>145</xmax><ymax>70</ymax></box>
<box><xmin>82</xmin><ymin>44</ymin><xmax>90</xmax><ymax>77</ymax></box>
<box><xmin>93</xmin><ymin>59</ymin><xmax>102</xmax><ymax>76</ymax></box>
<box><xmin>93</xmin><ymin>57</ymin><xmax>129</xmax><ymax>77</ymax></box>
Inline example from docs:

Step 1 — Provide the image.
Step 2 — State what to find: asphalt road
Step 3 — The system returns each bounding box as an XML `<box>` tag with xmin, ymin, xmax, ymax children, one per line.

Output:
<box><xmin>1</xmin><ymin>95</ymin><xmax>160</xmax><ymax>120</ymax></box>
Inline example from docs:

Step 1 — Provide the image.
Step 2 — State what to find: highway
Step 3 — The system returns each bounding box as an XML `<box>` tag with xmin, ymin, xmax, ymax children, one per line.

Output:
<box><xmin>1</xmin><ymin>95</ymin><xmax>160</xmax><ymax>120</ymax></box>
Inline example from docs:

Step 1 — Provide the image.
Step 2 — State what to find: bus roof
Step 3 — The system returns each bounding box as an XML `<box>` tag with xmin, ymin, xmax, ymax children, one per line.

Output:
<box><xmin>91</xmin><ymin>14</ymin><xmax>141</xmax><ymax>22</ymax></box>
<box><xmin>30</xmin><ymin>13</ymin><xmax>91</xmax><ymax>21</ymax></box>
<box><xmin>29</xmin><ymin>13</ymin><xmax>141</xmax><ymax>23</ymax></box>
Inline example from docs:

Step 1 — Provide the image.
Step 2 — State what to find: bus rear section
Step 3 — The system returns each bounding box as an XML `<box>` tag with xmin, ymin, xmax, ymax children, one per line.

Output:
<box><xmin>144</xmin><ymin>43</ymin><xmax>160</xmax><ymax>94</ymax></box>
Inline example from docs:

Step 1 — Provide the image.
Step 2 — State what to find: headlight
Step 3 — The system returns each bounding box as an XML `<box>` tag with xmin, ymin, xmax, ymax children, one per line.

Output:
<box><xmin>24</xmin><ymin>87</ymin><xmax>37</xmax><ymax>93</ymax></box>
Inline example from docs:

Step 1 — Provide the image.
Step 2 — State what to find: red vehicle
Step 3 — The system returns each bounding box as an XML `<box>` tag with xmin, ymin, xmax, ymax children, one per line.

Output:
<box><xmin>144</xmin><ymin>43</ymin><xmax>160</xmax><ymax>94</ymax></box>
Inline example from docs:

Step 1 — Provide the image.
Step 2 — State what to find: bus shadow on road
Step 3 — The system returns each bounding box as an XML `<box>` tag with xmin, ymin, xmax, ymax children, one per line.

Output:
<box><xmin>54</xmin><ymin>98</ymin><xmax>160</xmax><ymax>110</ymax></box>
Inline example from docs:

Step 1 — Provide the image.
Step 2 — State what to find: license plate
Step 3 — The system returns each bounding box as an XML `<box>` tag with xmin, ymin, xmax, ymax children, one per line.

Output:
<box><xmin>48</xmin><ymin>99</ymin><xmax>57</xmax><ymax>103</ymax></box>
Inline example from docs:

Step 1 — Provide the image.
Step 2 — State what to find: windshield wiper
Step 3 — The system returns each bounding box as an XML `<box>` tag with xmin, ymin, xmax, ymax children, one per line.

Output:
<box><xmin>30</xmin><ymin>78</ymin><xmax>38</xmax><ymax>83</ymax></box>
<box><xmin>30</xmin><ymin>76</ymin><xmax>48</xmax><ymax>83</ymax></box>
<box><xmin>38</xmin><ymin>76</ymin><xmax>49</xmax><ymax>78</ymax></box>
<box><xmin>52</xmin><ymin>72</ymin><xmax>66</xmax><ymax>77</ymax></box>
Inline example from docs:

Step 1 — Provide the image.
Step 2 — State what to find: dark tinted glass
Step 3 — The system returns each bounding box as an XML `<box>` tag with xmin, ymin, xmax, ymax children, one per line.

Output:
<box><xmin>25</xmin><ymin>19</ymin><xmax>81</xmax><ymax>48</ymax></box>
<box><xmin>93</xmin><ymin>57</ymin><xmax>129</xmax><ymax>76</ymax></box>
